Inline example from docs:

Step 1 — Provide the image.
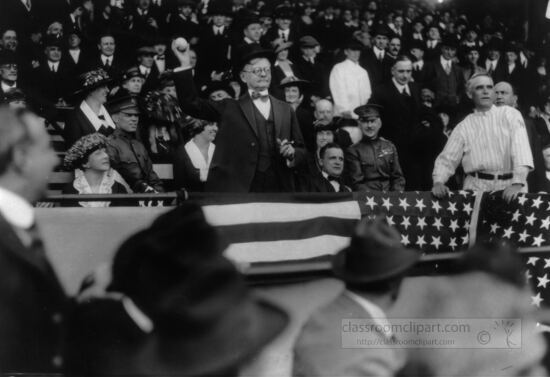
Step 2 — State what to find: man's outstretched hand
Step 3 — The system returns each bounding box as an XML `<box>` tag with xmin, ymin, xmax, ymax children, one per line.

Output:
<box><xmin>502</xmin><ymin>184</ymin><xmax>523</xmax><ymax>203</ymax></box>
<box><xmin>432</xmin><ymin>182</ymin><xmax>450</xmax><ymax>198</ymax></box>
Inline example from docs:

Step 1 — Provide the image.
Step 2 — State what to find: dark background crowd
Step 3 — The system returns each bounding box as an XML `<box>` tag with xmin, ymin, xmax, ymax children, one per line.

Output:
<box><xmin>2</xmin><ymin>0</ymin><xmax>550</xmax><ymax>197</ymax></box>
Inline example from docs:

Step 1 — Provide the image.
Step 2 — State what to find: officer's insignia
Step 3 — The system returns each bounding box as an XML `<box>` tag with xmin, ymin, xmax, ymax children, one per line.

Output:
<box><xmin>378</xmin><ymin>148</ymin><xmax>393</xmax><ymax>158</ymax></box>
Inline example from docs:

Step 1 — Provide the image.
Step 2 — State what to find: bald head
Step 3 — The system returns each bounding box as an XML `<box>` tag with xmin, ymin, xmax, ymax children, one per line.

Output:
<box><xmin>314</xmin><ymin>99</ymin><xmax>334</xmax><ymax>123</ymax></box>
<box><xmin>494</xmin><ymin>81</ymin><xmax>517</xmax><ymax>108</ymax></box>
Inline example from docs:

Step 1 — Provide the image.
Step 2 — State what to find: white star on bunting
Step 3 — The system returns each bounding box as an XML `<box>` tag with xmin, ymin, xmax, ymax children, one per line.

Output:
<box><xmin>449</xmin><ymin>219</ymin><xmax>459</xmax><ymax>232</ymax></box>
<box><xmin>502</xmin><ymin>226</ymin><xmax>515</xmax><ymax>239</ymax></box>
<box><xmin>401</xmin><ymin>234</ymin><xmax>410</xmax><ymax>246</ymax></box>
<box><xmin>417</xmin><ymin>217</ymin><xmax>427</xmax><ymax>230</ymax></box>
<box><xmin>415</xmin><ymin>199</ymin><xmax>426</xmax><ymax>211</ymax></box>
<box><xmin>545</xmin><ymin>258</ymin><xmax>550</xmax><ymax>269</ymax></box>
<box><xmin>511</xmin><ymin>210</ymin><xmax>521</xmax><ymax>222</ymax></box>
<box><xmin>532</xmin><ymin>234</ymin><xmax>545</xmax><ymax>247</ymax></box>
<box><xmin>538</xmin><ymin>274</ymin><xmax>550</xmax><ymax>288</ymax></box>
<box><xmin>433</xmin><ymin>217</ymin><xmax>443</xmax><ymax>231</ymax></box>
<box><xmin>527</xmin><ymin>257</ymin><xmax>539</xmax><ymax>266</ymax></box>
<box><xmin>398</xmin><ymin>198</ymin><xmax>410</xmax><ymax>211</ymax></box>
<box><xmin>401</xmin><ymin>216</ymin><xmax>411</xmax><ymax>230</ymax></box>
<box><xmin>541</xmin><ymin>216</ymin><xmax>550</xmax><ymax>230</ymax></box>
<box><xmin>382</xmin><ymin>197</ymin><xmax>392</xmax><ymax>211</ymax></box>
<box><xmin>525</xmin><ymin>213</ymin><xmax>537</xmax><ymax>226</ymax></box>
<box><xmin>531</xmin><ymin>292</ymin><xmax>543</xmax><ymax>308</ymax></box>
<box><xmin>430</xmin><ymin>235</ymin><xmax>442</xmax><ymax>250</ymax></box>
<box><xmin>416</xmin><ymin>235</ymin><xmax>427</xmax><ymax>248</ymax></box>
<box><xmin>431</xmin><ymin>200</ymin><xmax>442</xmax><ymax>213</ymax></box>
<box><xmin>365</xmin><ymin>196</ymin><xmax>377</xmax><ymax>210</ymax></box>
<box><xmin>462</xmin><ymin>202</ymin><xmax>473</xmax><ymax>215</ymax></box>
<box><xmin>448</xmin><ymin>201</ymin><xmax>458</xmax><ymax>215</ymax></box>
<box><xmin>532</xmin><ymin>196</ymin><xmax>543</xmax><ymax>209</ymax></box>
<box><xmin>489</xmin><ymin>223</ymin><xmax>500</xmax><ymax>234</ymax></box>
<box><xmin>519</xmin><ymin>230</ymin><xmax>531</xmax><ymax>243</ymax></box>
<box><xmin>517</xmin><ymin>195</ymin><xmax>528</xmax><ymax>205</ymax></box>
<box><xmin>449</xmin><ymin>237</ymin><xmax>457</xmax><ymax>250</ymax></box>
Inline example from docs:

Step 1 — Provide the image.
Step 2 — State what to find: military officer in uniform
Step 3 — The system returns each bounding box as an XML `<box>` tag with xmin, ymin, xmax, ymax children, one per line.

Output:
<box><xmin>345</xmin><ymin>104</ymin><xmax>405</xmax><ymax>192</ymax></box>
<box><xmin>106</xmin><ymin>95</ymin><xmax>164</xmax><ymax>193</ymax></box>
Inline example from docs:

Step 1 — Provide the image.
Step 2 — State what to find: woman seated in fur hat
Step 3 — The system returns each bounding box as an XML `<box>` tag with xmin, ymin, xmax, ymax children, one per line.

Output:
<box><xmin>173</xmin><ymin>117</ymin><xmax>218</xmax><ymax>192</ymax></box>
<box><xmin>62</xmin><ymin>133</ymin><xmax>131</xmax><ymax>207</ymax></box>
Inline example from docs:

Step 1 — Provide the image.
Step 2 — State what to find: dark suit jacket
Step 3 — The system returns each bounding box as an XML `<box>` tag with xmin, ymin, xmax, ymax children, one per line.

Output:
<box><xmin>299</xmin><ymin>172</ymin><xmax>350</xmax><ymax>193</ymax></box>
<box><xmin>484</xmin><ymin>58</ymin><xmax>507</xmax><ymax>84</ymax></box>
<box><xmin>360</xmin><ymin>49</ymin><xmax>393</xmax><ymax>88</ymax></box>
<box><xmin>197</xmin><ymin>24</ymin><xmax>232</xmax><ymax>77</ymax></box>
<box><xmin>426</xmin><ymin>60</ymin><xmax>464</xmax><ymax>108</ymax></box>
<box><xmin>0</xmin><ymin>214</ymin><xmax>67</xmax><ymax>373</ymax></box>
<box><xmin>63</xmin><ymin>106</ymin><xmax>115</xmax><ymax>148</ymax></box>
<box><xmin>31</xmin><ymin>60</ymin><xmax>75</xmax><ymax>103</ymax></box>
<box><xmin>87</xmin><ymin>55</ymin><xmax>125</xmax><ymax>80</ymax></box>
<box><xmin>174</xmin><ymin>69</ymin><xmax>306</xmax><ymax>192</ymax></box>
<box><xmin>412</xmin><ymin>61</ymin><xmax>430</xmax><ymax>86</ymax></box>
<box><xmin>173</xmin><ymin>144</ymin><xmax>206</xmax><ymax>192</ymax></box>
<box><xmin>294</xmin><ymin>55</ymin><xmax>330</xmax><ymax>98</ymax></box>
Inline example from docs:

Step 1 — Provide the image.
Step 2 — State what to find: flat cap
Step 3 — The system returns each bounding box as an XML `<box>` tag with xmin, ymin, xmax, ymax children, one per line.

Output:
<box><xmin>299</xmin><ymin>35</ymin><xmax>320</xmax><ymax>48</ymax></box>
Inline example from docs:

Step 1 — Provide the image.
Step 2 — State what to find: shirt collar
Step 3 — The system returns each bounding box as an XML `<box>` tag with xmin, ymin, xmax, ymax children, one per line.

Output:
<box><xmin>244</xmin><ymin>37</ymin><xmax>255</xmax><ymax>44</ymax></box>
<box><xmin>248</xmin><ymin>88</ymin><xmax>268</xmax><ymax>96</ymax></box>
<box><xmin>101</xmin><ymin>54</ymin><xmax>112</xmax><ymax>63</ymax></box>
<box><xmin>0</xmin><ymin>185</ymin><xmax>34</xmax><ymax>229</ymax></box>
<box><xmin>440</xmin><ymin>56</ymin><xmax>452</xmax><ymax>66</ymax></box>
<box><xmin>345</xmin><ymin>290</ymin><xmax>393</xmax><ymax>339</ymax></box>
<box><xmin>373</xmin><ymin>46</ymin><xmax>384</xmax><ymax>56</ymax></box>
<box><xmin>392</xmin><ymin>78</ymin><xmax>409</xmax><ymax>94</ymax></box>
<box><xmin>1</xmin><ymin>81</ymin><xmax>16</xmax><ymax>92</ymax></box>
<box><xmin>473</xmin><ymin>104</ymin><xmax>495</xmax><ymax>116</ymax></box>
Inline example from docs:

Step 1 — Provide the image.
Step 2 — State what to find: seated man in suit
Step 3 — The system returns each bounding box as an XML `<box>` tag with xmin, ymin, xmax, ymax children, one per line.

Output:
<box><xmin>294</xmin><ymin>218</ymin><xmax>420</xmax><ymax>376</ymax></box>
<box><xmin>299</xmin><ymin>142</ymin><xmax>350</xmax><ymax>192</ymax></box>
<box><xmin>171</xmin><ymin>39</ymin><xmax>306</xmax><ymax>192</ymax></box>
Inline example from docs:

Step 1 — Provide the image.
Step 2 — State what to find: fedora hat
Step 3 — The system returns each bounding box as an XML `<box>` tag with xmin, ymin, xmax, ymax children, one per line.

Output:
<box><xmin>332</xmin><ymin>218</ymin><xmax>420</xmax><ymax>284</ymax></box>
<box><xmin>73</xmin><ymin>68</ymin><xmax>115</xmax><ymax>96</ymax></box>
<box><xmin>107</xmin><ymin>203</ymin><xmax>289</xmax><ymax>375</ymax></box>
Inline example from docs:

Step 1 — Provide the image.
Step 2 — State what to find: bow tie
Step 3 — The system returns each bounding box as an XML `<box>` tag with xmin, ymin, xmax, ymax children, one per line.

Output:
<box><xmin>156</xmin><ymin>55</ymin><xmax>165</xmax><ymax>60</ymax></box>
<box><xmin>251</xmin><ymin>91</ymin><xmax>269</xmax><ymax>101</ymax></box>
<box><xmin>327</xmin><ymin>175</ymin><xmax>340</xmax><ymax>182</ymax></box>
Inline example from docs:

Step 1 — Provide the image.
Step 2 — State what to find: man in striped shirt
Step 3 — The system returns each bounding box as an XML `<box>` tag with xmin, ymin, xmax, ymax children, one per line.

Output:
<box><xmin>432</xmin><ymin>73</ymin><xmax>533</xmax><ymax>202</ymax></box>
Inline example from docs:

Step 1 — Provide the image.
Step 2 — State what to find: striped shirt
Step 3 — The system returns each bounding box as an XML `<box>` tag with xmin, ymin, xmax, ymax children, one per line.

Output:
<box><xmin>433</xmin><ymin>105</ymin><xmax>533</xmax><ymax>190</ymax></box>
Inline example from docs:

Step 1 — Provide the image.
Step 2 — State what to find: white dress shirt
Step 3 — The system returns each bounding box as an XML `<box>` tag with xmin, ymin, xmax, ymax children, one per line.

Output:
<box><xmin>440</xmin><ymin>56</ymin><xmax>453</xmax><ymax>73</ymax></box>
<box><xmin>49</xmin><ymin>61</ymin><xmax>60</xmax><ymax>73</ymax></box>
<box><xmin>101</xmin><ymin>55</ymin><xmax>113</xmax><ymax>66</ymax></box>
<box><xmin>69</xmin><ymin>49</ymin><xmax>81</xmax><ymax>64</ymax></box>
<box><xmin>413</xmin><ymin>60</ymin><xmax>424</xmax><ymax>71</ymax></box>
<box><xmin>184</xmin><ymin>140</ymin><xmax>215</xmax><ymax>182</ymax></box>
<box><xmin>0</xmin><ymin>186</ymin><xmax>34</xmax><ymax>230</ymax></box>
<box><xmin>139</xmin><ymin>65</ymin><xmax>151</xmax><ymax>77</ymax></box>
<box><xmin>329</xmin><ymin>59</ymin><xmax>372</xmax><ymax>118</ymax></box>
<box><xmin>392</xmin><ymin>78</ymin><xmax>410</xmax><ymax>96</ymax></box>
<box><xmin>278</xmin><ymin>28</ymin><xmax>290</xmax><ymax>41</ymax></box>
<box><xmin>154</xmin><ymin>55</ymin><xmax>165</xmax><ymax>73</ymax></box>
<box><xmin>485</xmin><ymin>59</ymin><xmax>497</xmax><ymax>72</ymax></box>
<box><xmin>213</xmin><ymin>25</ymin><xmax>224</xmax><ymax>35</ymax></box>
<box><xmin>248</xmin><ymin>89</ymin><xmax>271</xmax><ymax>119</ymax></box>
<box><xmin>322</xmin><ymin>171</ymin><xmax>340</xmax><ymax>192</ymax></box>
<box><xmin>373</xmin><ymin>46</ymin><xmax>385</xmax><ymax>60</ymax></box>
<box><xmin>433</xmin><ymin>105</ymin><xmax>533</xmax><ymax>191</ymax></box>
<box><xmin>1</xmin><ymin>81</ymin><xmax>17</xmax><ymax>92</ymax></box>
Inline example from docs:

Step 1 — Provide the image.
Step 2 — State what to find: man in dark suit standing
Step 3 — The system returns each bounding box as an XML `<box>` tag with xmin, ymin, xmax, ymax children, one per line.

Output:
<box><xmin>197</xmin><ymin>4</ymin><xmax>232</xmax><ymax>83</ymax></box>
<box><xmin>87</xmin><ymin>32</ymin><xmax>124</xmax><ymax>80</ymax></box>
<box><xmin>172</xmin><ymin>40</ymin><xmax>306</xmax><ymax>192</ymax></box>
<box><xmin>370</xmin><ymin>56</ymin><xmax>422</xmax><ymax>189</ymax></box>
<box><xmin>299</xmin><ymin>143</ymin><xmax>350</xmax><ymax>193</ymax></box>
<box><xmin>360</xmin><ymin>24</ymin><xmax>393</xmax><ymax>89</ymax></box>
<box><xmin>262</xmin><ymin>6</ymin><xmax>299</xmax><ymax>48</ymax></box>
<box><xmin>0</xmin><ymin>108</ymin><xmax>67</xmax><ymax>374</ymax></box>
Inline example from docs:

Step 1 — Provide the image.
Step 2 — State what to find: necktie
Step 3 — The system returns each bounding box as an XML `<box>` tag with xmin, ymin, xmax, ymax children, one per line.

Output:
<box><xmin>251</xmin><ymin>91</ymin><xmax>269</xmax><ymax>101</ymax></box>
<box><xmin>280</xmin><ymin>31</ymin><xmax>287</xmax><ymax>42</ymax></box>
<box><xmin>444</xmin><ymin>61</ymin><xmax>451</xmax><ymax>74</ymax></box>
<box><xmin>401</xmin><ymin>87</ymin><xmax>409</xmax><ymax>97</ymax></box>
<box><xmin>156</xmin><ymin>55</ymin><xmax>165</xmax><ymax>60</ymax></box>
<box><xmin>51</xmin><ymin>64</ymin><xmax>56</xmax><ymax>73</ymax></box>
<box><xmin>378</xmin><ymin>52</ymin><xmax>383</xmax><ymax>61</ymax></box>
<box><xmin>104</xmin><ymin>58</ymin><xmax>111</xmax><ymax>69</ymax></box>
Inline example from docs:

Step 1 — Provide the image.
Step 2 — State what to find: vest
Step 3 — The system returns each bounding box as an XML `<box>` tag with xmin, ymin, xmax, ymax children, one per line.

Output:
<box><xmin>435</xmin><ymin>64</ymin><xmax>459</xmax><ymax>100</ymax></box>
<box><xmin>252</xmin><ymin>104</ymin><xmax>276</xmax><ymax>172</ymax></box>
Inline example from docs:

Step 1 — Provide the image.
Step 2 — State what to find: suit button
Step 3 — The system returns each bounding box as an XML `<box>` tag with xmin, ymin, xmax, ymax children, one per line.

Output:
<box><xmin>52</xmin><ymin>312</ymin><xmax>63</xmax><ymax>324</ymax></box>
<box><xmin>52</xmin><ymin>355</ymin><xmax>63</xmax><ymax>368</ymax></box>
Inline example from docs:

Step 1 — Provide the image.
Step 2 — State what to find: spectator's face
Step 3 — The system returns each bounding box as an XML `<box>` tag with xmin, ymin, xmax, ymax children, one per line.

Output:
<box><xmin>47</xmin><ymin>22</ymin><xmax>63</xmax><ymax>36</ymax></box>
<box><xmin>198</xmin><ymin>123</ymin><xmax>218</xmax><ymax>142</ymax></box>
<box><xmin>138</xmin><ymin>0</ymin><xmax>150</xmax><ymax>9</ymax></box>
<box><xmin>367</xmin><ymin>1</ymin><xmax>377</xmax><ymax>11</ymax></box>
<box><xmin>122</xmin><ymin>77</ymin><xmax>144</xmax><ymax>94</ymax></box>
<box><xmin>138</xmin><ymin>53</ymin><xmax>155</xmax><ymax>68</ymax></box>
<box><xmin>374</xmin><ymin>35</ymin><xmax>388</xmax><ymax>50</ymax></box>
<box><xmin>212</xmin><ymin>15</ymin><xmax>225</xmax><ymax>27</ymax></box>
<box><xmin>114</xmin><ymin>111</ymin><xmax>140</xmax><ymax>133</ymax></box>
<box><xmin>494</xmin><ymin>82</ymin><xmax>516</xmax><ymax>107</ymax></box>
<box><xmin>392</xmin><ymin>60</ymin><xmax>412</xmax><ymax>85</ymax></box>
<box><xmin>424</xmin><ymin>14</ymin><xmax>433</xmax><ymax>25</ymax></box>
<box><xmin>314</xmin><ymin>100</ymin><xmax>334</xmax><ymax>122</ymax></box>
<box><xmin>359</xmin><ymin>116</ymin><xmax>382</xmax><ymax>139</ymax></box>
<box><xmin>394</xmin><ymin>16</ymin><xmax>404</xmax><ymax>29</ymax></box>
<box><xmin>2</xmin><ymin>30</ymin><xmax>17</xmax><ymax>51</ymax></box>
<box><xmin>178</xmin><ymin>5</ymin><xmax>193</xmax><ymax>17</ymax></box>
<box><xmin>506</xmin><ymin>51</ymin><xmax>518</xmax><ymax>64</ymax></box>
<box><xmin>428</xmin><ymin>27</ymin><xmax>439</xmax><ymax>40</ymax></box>
<box><xmin>284</xmin><ymin>86</ymin><xmax>301</xmax><ymax>104</ymax></box>
<box><xmin>441</xmin><ymin>46</ymin><xmax>456</xmax><ymax>60</ymax></box>
<box><xmin>316</xmin><ymin>130</ymin><xmax>334</xmax><ymax>149</ymax></box>
<box><xmin>87</xmin><ymin>85</ymin><xmax>109</xmax><ymax>104</ymax></box>
<box><xmin>99</xmin><ymin>36</ymin><xmax>115</xmax><ymax>56</ymax></box>
<box><xmin>488</xmin><ymin>49</ymin><xmax>500</xmax><ymax>61</ymax></box>
<box><xmin>73</xmin><ymin>6</ymin><xmax>84</xmax><ymax>16</ymax></box>
<box><xmin>468</xmin><ymin>75</ymin><xmax>495</xmax><ymax>110</ymax></box>
<box><xmin>466</xmin><ymin>30</ymin><xmax>477</xmax><ymax>41</ymax></box>
<box><xmin>83</xmin><ymin>148</ymin><xmax>110</xmax><ymax>172</ymax></box>
<box><xmin>0</xmin><ymin>64</ymin><xmax>18</xmax><ymax>82</ymax></box>
<box><xmin>241</xmin><ymin>58</ymin><xmax>271</xmax><ymax>91</ymax></box>
<box><xmin>19</xmin><ymin>113</ymin><xmax>58</xmax><ymax>201</ymax></box>
<box><xmin>45</xmin><ymin>46</ymin><xmax>62</xmax><ymax>62</ymax></box>
<box><xmin>162</xmin><ymin>85</ymin><xmax>177</xmax><ymax>99</ymax></box>
<box><xmin>68</xmin><ymin>33</ymin><xmax>81</xmax><ymax>48</ymax></box>
<box><xmin>301</xmin><ymin>46</ymin><xmax>317</xmax><ymax>58</ymax></box>
<box><xmin>356</xmin><ymin>32</ymin><xmax>371</xmax><ymax>47</ymax></box>
<box><xmin>154</xmin><ymin>43</ymin><xmax>167</xmax><ymax>55</ymax></box>
<box><xmin>344</xmin><ymin>48</ymin><xmax>360</xmax><ymax>63</ymax></box>
<box><xmin>277</xmin><ymin>48</ymin><xmax>289</xmax><ymax>60</ymax></box>
<box><xmin>260</xmin><ymin>16</ymin><xmax>273</xmax><ymax>29</ymax></box>
<box><xmin>467</xmin><ymin>50</ymin><xmax>480</xmax><ymax>65</ymax></box>
<box><xmin>421</xmin><ymin>88</ymin><xmax>434</xmax><ymax>105</ymax></box>
<box><xmin>244</xmin><ymin>24</ymin><xmax>262</xmax><ymax>42</ymax></box>
<box><xmin>189</xmin><ymin>50</ymin><xmax>197</xmax><ymax>68</ymax></box>
<box><xmin>413</xmin><ymin>22</ymin><xmax>423</xmax><ymax>33</ymax></box>
<box><xmin>389</xmin><ymin>38</ymin><xmax>401</xmax><ymax>55</ymax></box>
<box><xmin>543</xmin><ymin>148</ymin><xmax>550</xmax><ymax>170</ymax></box>
<box><xmin>343</xmin><ymin>10</ymin><xmax>352</xmax><ymax>22</ymax></box>
<box><xmin>209</xmin><ymin>89</ymin><xmax>231</xmax><ymax>101</ymax></box>
<box><xmin>276</xmin><ymin>17</ymin><xmax>291</xmax><ymax>30</ymax></box>
<box><xmin>410</xmin><ymin>47</ymin><xmax>424</xmax><ymax>60</ymax></box>
<box><xmin>320</xmin><ymin>147</ymin><xmax>344</xmax><ymax>177</ymax></box>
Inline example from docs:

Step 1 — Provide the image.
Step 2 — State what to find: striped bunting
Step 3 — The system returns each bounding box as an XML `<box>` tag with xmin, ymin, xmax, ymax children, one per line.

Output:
<box><xmin>198</xmin><ymin>193</ymin><xmax>361</xmax><ymax>263</ymax></box>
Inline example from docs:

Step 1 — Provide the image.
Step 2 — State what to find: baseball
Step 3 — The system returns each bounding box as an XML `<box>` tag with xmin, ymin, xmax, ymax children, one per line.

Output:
<box><xmin>174</xmin><ymin>37</ymin><xmax>189</xmax><ymax>52</ymax></box>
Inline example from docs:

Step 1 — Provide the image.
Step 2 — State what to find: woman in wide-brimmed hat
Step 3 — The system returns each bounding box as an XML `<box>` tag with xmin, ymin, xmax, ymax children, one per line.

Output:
<box><xmin>270</xmin><ymin>38</ymin><xmax>300</xmax><ymax>99</ymax></box>
<box><xmin>66</xmin><ymin>203</ymin><xmax>289</xmax><ymax>376</ymax></box>
<box><xmin>173</xmin><ymin>116</ymin><xmax>218</xmax><ymax>192</ymax></box>
<box><xmin>62</xmin><ymin>133</ymin><xmax>131</xmax><ymax>207</ymax></box>
<box><xmin>141</xmin><ymin>90</ymin><xmax>186</xmax><ymax>163</ymax></box>
<box><xmin>63</xmin><ymin>68</ymin><xmax>116</xmax><ymax>148</ymax></box>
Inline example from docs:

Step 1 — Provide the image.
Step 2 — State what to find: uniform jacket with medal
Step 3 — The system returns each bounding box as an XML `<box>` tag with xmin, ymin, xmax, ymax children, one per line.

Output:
<box><xmin>174</xmin><ymin>68</ymin><xmax>306</xmax><ymax>192</ymax></box>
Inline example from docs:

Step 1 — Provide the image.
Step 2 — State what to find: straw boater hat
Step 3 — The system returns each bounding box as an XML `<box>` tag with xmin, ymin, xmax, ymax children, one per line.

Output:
<box><xmin>63</xmin><ymin>133</ymin><xmax>108</xmax><ymax>170</ymax></box>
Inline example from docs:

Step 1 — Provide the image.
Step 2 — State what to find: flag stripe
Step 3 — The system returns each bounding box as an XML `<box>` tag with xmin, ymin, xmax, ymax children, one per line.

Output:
<box><xmin>203</xmin><ymin>201</ymin><xmax>361</xmax><ymax>226</ymax></box>
<box><xmin>217</xmin><ymin>217</ymin><xmax>358</xmax><ymax>244</ymax></box>
<box><xmin>224</xmin><ymin>235</ymin><xmax>350</xmax><ymax>263</ymax></box>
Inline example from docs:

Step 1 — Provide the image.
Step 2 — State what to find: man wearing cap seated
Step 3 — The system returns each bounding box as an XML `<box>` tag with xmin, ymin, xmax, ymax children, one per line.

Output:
<box><xmin>345</xmin><ymin>104</ymin><xmax>405</xmax><ymax>192</ymax></box>
<box><xmin>106</xmin><ymin>95</ymin><xmax>164</xmax><ymax>193</ymax></box>
<box><xmin>135</xmin><ymin>45</ymin><xmax>160</xmax><ymax>94</ymax></box>
<box><xmin>299</xmin><ymin>142</ymin><xmax>350</xmax><ymax>192</ymax></box>
<box><xmin>171</xmin><ymin>40</ymin><xmax>306</xmax><ymax>192</ymax></box>
<box><xmin>294</xmin><ymin>218</ymin><xmax>419</xmax><ymax>376</ymax></box>
<box><xmin>119</xmin><ymin>67</ymin><xmax>146</xmax><ymax>96</ymax></box>
<box><xmin>432</xmin><ymin>73</ymin><xmax>532</xmax><ymax>202</ymax></box>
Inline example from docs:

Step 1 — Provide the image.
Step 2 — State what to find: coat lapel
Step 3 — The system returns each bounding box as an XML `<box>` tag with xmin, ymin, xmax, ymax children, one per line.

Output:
<box><xmin>238</xmin><ymin>94</ymin><xmax>259</xmax><ymax>138</ymax></box>
<box><xmin>271</xmin><ymin>96</ymin><xmax>283</xmax><ymax>139</ymax></box>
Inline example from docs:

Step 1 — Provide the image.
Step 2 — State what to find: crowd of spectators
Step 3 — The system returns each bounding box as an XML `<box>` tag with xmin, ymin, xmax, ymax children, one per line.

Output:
<box><xmin>1</xmin><ymin>0</ymin><xmax>550</xmax><ymax>198</ymax></box>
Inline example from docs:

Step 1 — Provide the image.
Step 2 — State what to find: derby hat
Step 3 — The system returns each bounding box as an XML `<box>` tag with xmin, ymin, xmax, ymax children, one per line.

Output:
<box><xmin>313</xmin><ymin>120</ymin><xmax>337</xmax><ymax>133</ymax></box>
<box><xmin>279</xmin><ymin>76</ymin><xmax>310</xmax><ymax>90</ymax></box>
<box><xmin>344</xmin><ymin>38</ymin><xmax>364</xmax><ymax>51</ymax></box>
<box><xmin>201</xmin><ymin>80</ymin><xmax>235</xmax><ymax>98</ymax></box>
<box><xmin>441</xmin><ymin>35</ymin><xmax>459</xmax><ymax>49</ymax></box>
<box><xmin>44</xmin><ymin>34</ymin><xmax>64</xmax><ymax>48</ymax></box>
<box><xmin>273</xmin><ymin>5</ymin><xmax>293</xmax><ymax>20</ymax></box>
<box><xmin>108</xmin><ymin>203</ymin><xmax>289</xmax><ymax>375</ymax></box>
<box><xmin>333</xmin><ymin>218</ymin><xmax>420</xmax><ymax>284</ymax></box>
<box><xmin>234</xmin><ymin>43</ymin><xmax>275</xmax><ymax>73</ymax></box>
<box><xmin>372</xmin><ymin>24</ymin><xmax>392</xmax><ymax>38</ymax></box>
<box><xmin>73</xmin><ymin>68</ymin><xmax>115</xmax><ymax>96</ymax></box>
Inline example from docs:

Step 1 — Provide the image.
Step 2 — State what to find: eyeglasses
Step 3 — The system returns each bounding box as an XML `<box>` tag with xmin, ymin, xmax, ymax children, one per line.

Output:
<box><xmin>243</xmin><ymin>67</ymin><xmax>271</xmax><ymax>76</ymax></box>
<box><xmin>0</xmin><ymin>64</ymin><xmax>17</xmax><ymax>70</ymax></box>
